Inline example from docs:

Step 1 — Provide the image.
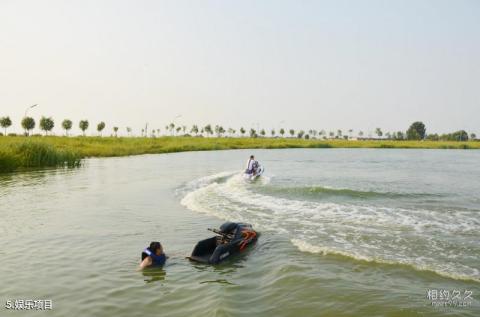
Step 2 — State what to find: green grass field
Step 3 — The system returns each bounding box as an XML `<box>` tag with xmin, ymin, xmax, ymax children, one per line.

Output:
<box><xmin>0</xmin><ymin>136</ymin><xmax>478</xmax><ymax>173</ymax></box>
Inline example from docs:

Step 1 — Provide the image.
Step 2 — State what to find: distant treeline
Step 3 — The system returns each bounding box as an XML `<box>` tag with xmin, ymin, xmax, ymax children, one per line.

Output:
<box><xmin>0</xmin><ymin>116</ymin><xmax>477</xmax><ymax>141</ymax></box>
<box><xmin>425</xmin><ymin>131</ymin><xmax>471</xmax><ymax>142</ymax></box>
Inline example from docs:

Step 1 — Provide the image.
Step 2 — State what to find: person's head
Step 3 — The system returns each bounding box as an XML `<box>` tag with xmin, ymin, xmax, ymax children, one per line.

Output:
<box><xmin>250</xmin><ymin>155</ymin><xmax>254</xmax><ymax>159</ymax></box>
<box><xmin>149</xmin><ymin>241</ymin><xmax>163</xmax><ymax>255</ymax></box>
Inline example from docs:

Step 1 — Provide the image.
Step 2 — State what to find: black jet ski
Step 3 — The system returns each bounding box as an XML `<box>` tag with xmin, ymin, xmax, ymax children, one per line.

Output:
<box><xmin>188</xmin><ymin>222</ymin><xmax>258</xmax><ymax>264</ymax></box>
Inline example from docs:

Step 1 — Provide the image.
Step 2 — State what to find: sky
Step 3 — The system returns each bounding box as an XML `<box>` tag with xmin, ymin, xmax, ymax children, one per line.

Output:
<box><xmin>0</xmin><ymin>0</ymin><xmax>479</xmax><ymax>136</ymax></box>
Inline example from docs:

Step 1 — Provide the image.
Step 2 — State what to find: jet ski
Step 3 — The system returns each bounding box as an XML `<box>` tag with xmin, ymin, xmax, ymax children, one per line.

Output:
<box><xmin>243</xmin><ymin>164</ymin><xmax>264</xmax><ymax>181</ymax></box>
<box><xmin>188</xmin><ymin>222</ymin><xmax>258</xmax><ymax>264</ymax></box>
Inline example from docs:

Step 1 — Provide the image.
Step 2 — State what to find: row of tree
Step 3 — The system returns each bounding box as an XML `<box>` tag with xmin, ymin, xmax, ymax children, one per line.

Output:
<box><xmin>0</xmin><ymin>116</ymin><xmax>121</xmax><ymax>137</ymax></box>
<box><xmin>0</xmin><ymin>116</ymin><xmax>477</xmax><ymax>141</ymax></box>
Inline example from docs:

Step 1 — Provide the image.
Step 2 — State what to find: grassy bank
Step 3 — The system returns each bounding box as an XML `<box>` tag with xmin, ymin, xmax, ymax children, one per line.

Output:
<box><xmin>0</xmin><ymin>136</ymin><xmax>479</xmax><ymax>173</ymax></box>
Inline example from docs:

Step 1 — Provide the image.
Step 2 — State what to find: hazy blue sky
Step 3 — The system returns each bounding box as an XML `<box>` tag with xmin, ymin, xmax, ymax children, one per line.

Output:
<box><xmin>1</xmin><ymin>0</ymin><xmax>479</xmax><ymax>136</ymax></box>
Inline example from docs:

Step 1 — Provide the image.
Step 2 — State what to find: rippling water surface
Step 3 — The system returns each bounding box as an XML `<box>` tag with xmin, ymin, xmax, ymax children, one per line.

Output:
<box><xmin>1</xmin><ymin>149</ymin><xmax>479</xmax><ymax>316</ymax></box>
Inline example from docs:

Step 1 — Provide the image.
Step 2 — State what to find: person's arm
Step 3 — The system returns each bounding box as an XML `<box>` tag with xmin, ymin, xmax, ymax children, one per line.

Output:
<box><xmin>139</xmin><ymin>256</ymin><xmax>152</xmax><ymax>270</ymax></box>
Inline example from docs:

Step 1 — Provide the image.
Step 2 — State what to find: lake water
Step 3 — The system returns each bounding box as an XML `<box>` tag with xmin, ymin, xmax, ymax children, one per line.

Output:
<box><xmin>1</xmin><ymin>149</ymin><xmax>479</xmax><ymax>316</ymax></box>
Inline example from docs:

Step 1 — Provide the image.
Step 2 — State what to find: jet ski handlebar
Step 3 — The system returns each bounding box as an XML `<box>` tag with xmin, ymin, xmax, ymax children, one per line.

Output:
<box><xmin>208</xmin><ymin>228</ymin><xmax>234</xmax><ymax>239</ymax></box>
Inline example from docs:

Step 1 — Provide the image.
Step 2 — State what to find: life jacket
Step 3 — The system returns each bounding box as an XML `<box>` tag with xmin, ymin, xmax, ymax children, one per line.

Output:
<box><xmin>142</xmin><ymin>248</ymin><xmax>166</xmax><ymax>266</ymax></box>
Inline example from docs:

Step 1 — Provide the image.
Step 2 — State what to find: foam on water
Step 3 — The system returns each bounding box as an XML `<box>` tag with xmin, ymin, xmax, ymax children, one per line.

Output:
<box><xmin>180</xmin><ymin>172</ymin><xmax>480</xmax><ymax>283</ymax></box>
<box><xmin>290</xmin><ymin>239</ymin><xmax>479</xmax><ymax>283</ymax></box>
<box><xmin>257</xmin><ymin>184</ymin><xmax>442</xmax><ymax>200</ymax></box>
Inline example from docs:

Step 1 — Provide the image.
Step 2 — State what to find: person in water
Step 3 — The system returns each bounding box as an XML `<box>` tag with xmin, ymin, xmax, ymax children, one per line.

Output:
<box><xmin>246</xmin><ymin>155</ymin><xmax>258</xmax><ymax>175</ymax></box>
<box><xmin>139</xmin><ymin>241</ymin><xmax>167</xmax><ymax>269</ymax></box>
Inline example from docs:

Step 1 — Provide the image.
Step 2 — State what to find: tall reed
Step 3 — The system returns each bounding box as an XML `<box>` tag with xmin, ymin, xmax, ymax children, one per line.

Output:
<box><xmin>0</xmin><ymin>140</ymin><xmax>81</xmax><ymax>172</ymax></box>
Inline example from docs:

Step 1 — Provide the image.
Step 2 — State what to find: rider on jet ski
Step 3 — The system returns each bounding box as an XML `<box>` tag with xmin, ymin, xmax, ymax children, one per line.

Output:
<box><xmin>245</xmin><ymin>155</ymin><xmax>259</xmax><ymax>175</ymax></box>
